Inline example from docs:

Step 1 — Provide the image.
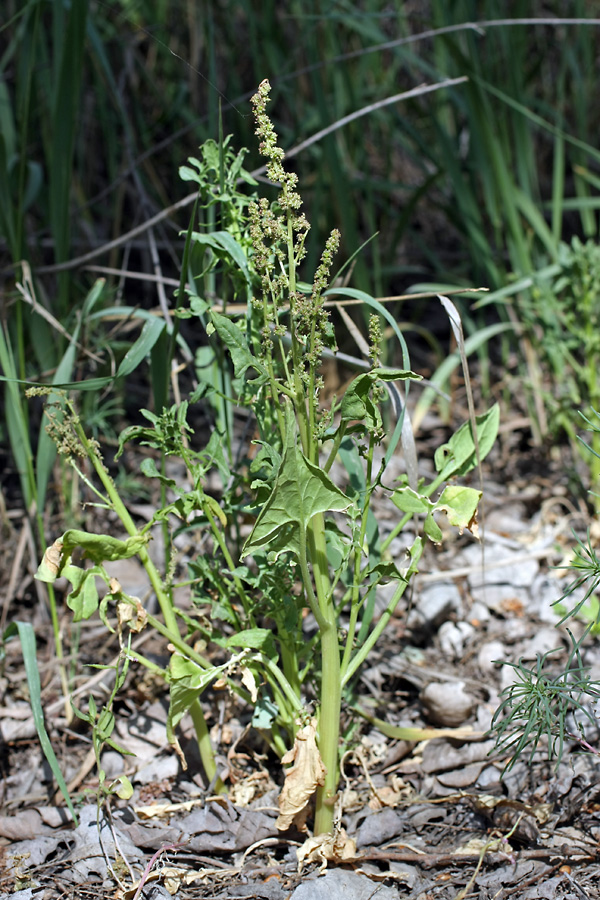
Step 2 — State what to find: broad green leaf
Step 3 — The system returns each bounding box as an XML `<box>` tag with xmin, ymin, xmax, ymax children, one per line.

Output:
<box><xmin>112</xmin><ymin>775</ymin><xmax>134</xmax><ymax>800</ymax></box>
<box><xmin>62</xmin><ymin>529</ymin><xmax>148</xmax><ymax>563</ymax></box>
<box><xmin>63</xmin><ymin>564</ymin><xmax>103</xmax><ymax>621</ymax></box>
<box><xmin>435</xmin><ymin>485</ymin><xmax>482</xmax><ymax>537</ymax></box>
<box><xmin>204</xmin><ymin>494</ymin><xmax>227</xmax><ymax>527</ymax></box>
<box><xmin>252</xmin><ymin>697</ymin><xmax>279</xmax><ymax>729</ymax></box>
<box><xmin>191</xmin><ymin>230</ymin><xmax>250</xmax><ymax>283</ymax></box>
<box><xmin>423</xmin><ymin>511</ymin><xmax>443</xmax><ymax>544</ymax></box>
<box><xmin>36</xmin><ymin>530</ymin><xmax>148</xmax><ymax>583</ymax></box>
<box><xmin>208</xmin><ymin>311</ymin><xmax>267</xmax><ymax>381</ymax></box>
<box><xmin>340</xmin><ymin>368</ymin><xmax>420</xmax><ymax>427</ymax></box>
<box><xmin>340</xmin><ymin>373</ymin><xmax>381</xmax><ymax>428</ymax></box>
<box><xmin>391</xmin><ymin>486</ymin><xmax>432</xmax><ymax>516</ymax></box>
<box><xmin>140</xmin><ymin>456</ymin><xmax>176</xmax><ymax>486</ymax></box>
<box><xmin>226</xmin><ymin>628</ymin><xmax>277</xmax><ymax>659</ymax></box>
<box><xmin>363</xmin><ymin>561</ymin><xmax>407</xmax><ymax>583</ymax></box>
<box><xmin>434</xmin><ymin>404</ymin><xmax>500</xmax><ymax>480</ymax></box>
<box><xmin>166</xmin><ymin>655</ymin><xmax>221</xmax><ymax>761</ymax></box>
<box><xmin>370</xmin><ymin>367</ymin><xmax>420</xmax><ymax>382</ymax></box>
<box><xmin>241</xmin><ymin>411</ymin><xmax>351</xmax><ymax>561</ymax></box>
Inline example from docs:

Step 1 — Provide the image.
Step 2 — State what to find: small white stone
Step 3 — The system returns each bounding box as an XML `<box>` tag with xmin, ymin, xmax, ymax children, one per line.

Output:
<box><xmin>477</xmin><ymin>639</ymin><xmax>506</xmax><ymax>674</ymax></box>
<box><xmin>420</xmin><ymin>680</ymin><xmax>475</xmax><ymax>726</ymax></box>
<box><xmin>438</xmin><ymin>621</ymin><xmax>475</xmax><ymax>660</ymax></box>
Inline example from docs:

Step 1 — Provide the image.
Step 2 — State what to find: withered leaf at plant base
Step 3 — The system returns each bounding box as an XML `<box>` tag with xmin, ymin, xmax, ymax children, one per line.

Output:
<box><xmin>276</xmin><ymin>718</ymin><xmax>327</xmax><ymax>831</ymax></box>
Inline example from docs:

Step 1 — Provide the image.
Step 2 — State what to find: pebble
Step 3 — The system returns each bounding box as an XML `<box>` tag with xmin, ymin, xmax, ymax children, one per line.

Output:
<box><xmin>477</xmin><ymin>639</ymin><xmax>507</xmax><ymax>674</ymax></box>
<box><xmin>420</xmin><ymin>680</ymin><xmax>476</xmax><ymax>726</ymax></box>
<box><xmin>438</xmin><ymin>621</ymin><xmax>475</xmax><ymax>660</ymax></box>
<box><xmin>408</xmin><ymin>581</ymin><xmax>462</xmax><ymax>631</ymax></box>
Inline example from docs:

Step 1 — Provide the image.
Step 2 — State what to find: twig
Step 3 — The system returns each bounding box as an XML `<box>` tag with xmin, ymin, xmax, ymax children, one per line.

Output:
<box><xmin>131</xmin><ymin>841</ymin><xmax>187</xmax><ymax>900</ymax></box>
<box><xmin>357</xmin><ymin>846</ymin><xmax>598</xmax><ymax>869</ymax></box>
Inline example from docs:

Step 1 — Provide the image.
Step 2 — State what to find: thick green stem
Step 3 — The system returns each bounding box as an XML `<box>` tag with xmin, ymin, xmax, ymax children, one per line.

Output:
<box><xmin>308</xmin><ymin>512</ymin><xmax>340</xmax><ymax>835</ymax></box>
<box><xmin>314</xmin><ymin>614</ymin><xmax>341</xmax><ymax>835</ymax></box>
<box><xmin>189</xmin><ymin>701</ymin><xmax>225</xmax><ymax>792</ymax></box>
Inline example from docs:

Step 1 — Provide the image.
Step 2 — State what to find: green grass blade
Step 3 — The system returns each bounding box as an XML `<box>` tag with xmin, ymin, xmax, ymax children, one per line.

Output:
<box><xmin>0</xmin><ymin>325</ymin><xmax>35</xmax><ymax>507</ymax></box>
<box><xmin>16</xmin><ymin>621</ymin><xmax>78</xmax><ymax>824</ymax></box>
<box><xmin>117</xmin><ymin>317</ymin><xmax>166</xmax><ymax>379</ymax></box>
<box><xmin>48</xmin><ymin>0</ymin><xmax>89</xmax><ymax>269</ymax></box>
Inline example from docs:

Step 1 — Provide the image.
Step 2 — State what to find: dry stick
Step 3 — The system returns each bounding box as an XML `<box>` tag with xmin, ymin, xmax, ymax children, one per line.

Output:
<box><xmin>358</xmin><ymin>846</ymin><xmax>598</xmax><ymax>868</ymax></box>
<box><xmin>306</xmin><ymin>18</ymin><xmax>600</xmax><ymax>71</ymax></box>
<box><xmin>14</xmin><ymin>261</ymin><xmax>103</xmax><ymax>363</ymax></box>
<box><xmin>31</xmin><ymin>78</ymin><xmax>467</xmax><ymax>277</ymax></box>
<box><xmin>82</xmin><ymin>267</ymin><xmax>487</xmax><ymax>310</ymax></box>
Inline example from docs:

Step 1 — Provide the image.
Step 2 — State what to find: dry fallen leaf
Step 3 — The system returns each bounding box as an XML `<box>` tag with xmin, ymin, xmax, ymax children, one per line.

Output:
<box><xmin>276</xmin><ymin>718</ymin><xmax>326</xmax><ymax>831</ymax></box>
<box><xmin>296</xmin><ymin>827</ymin><xmax>357</xmax><ymax>871</ymax></box>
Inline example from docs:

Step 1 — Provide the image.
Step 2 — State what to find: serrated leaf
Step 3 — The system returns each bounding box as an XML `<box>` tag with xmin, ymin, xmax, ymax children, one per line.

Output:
<box><xmin>241</xmin><ymin>411</ymin><xmax>351</xmax><ymax>561</ymax></box>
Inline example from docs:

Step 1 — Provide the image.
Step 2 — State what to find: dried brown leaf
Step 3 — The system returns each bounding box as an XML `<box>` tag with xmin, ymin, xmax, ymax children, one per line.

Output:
<box><xmin>276</xmin><ymin>718</ymin><xmax>326</xmax><ymax>831</ymax></box>
<box><xmin>296</xmin><ymin>827</ymin><xmax>357</xmax><ymax>871</ymax></box>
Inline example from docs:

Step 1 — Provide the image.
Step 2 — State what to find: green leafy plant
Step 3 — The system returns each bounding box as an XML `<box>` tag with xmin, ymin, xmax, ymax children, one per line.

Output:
<box><xmin>35</xmin><ymin>81</ymin><xmax>498</xmax><ymax>835</ymax></box>
<box><xmin>491</xmin><ymin>415</ymin><xmax>600</xmax><ymax>770</ymax></box>
<box><xmin>515</xmin><ymin>239</ymin><xmax>600</xmax><ymax>489</ymax></box>
<box><xmin>490</xmin><ymin>634</ymin><xmax>600</xmax><ymax>771</ymax></box>
<box><xmin>71</xmin><ymin>646</ymin><xmax>135</xmax><ymax>806</ymax></box>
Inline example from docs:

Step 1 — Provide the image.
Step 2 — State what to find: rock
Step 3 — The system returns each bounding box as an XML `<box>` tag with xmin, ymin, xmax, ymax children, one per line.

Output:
<box><xmin>408</xmin><ymin>582</ymin><xmax>462</xmax><ymax>631</ymax></box>
<box><xmin>438</xmin><ymin>621</ymin><xmax>475</xmax><ymax>660</ymax></box>
<box><xmin>290</xmin><ymin>867</ymin><xmax>401</xmax><ymax>899</ymax></box>
<box><xmin>420</xmin><ymin>681</ymin><xmax>476</xmax><ymax>726</ymax></box>
<box><xmin>477</xmin><ymin>639</ymin><xmax>506</xmax><ymax>674</ymax></box>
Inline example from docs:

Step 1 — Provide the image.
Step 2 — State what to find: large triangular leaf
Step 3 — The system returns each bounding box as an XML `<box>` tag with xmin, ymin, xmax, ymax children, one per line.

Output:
<box><xmin>241</xmin><ymin>411</ymin><xmax>351</xmax><ymax>561</ymax></box>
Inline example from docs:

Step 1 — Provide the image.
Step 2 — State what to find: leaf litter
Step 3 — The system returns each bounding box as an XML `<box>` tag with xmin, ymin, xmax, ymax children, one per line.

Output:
<box><xmin>3</xmin><ymin>415</ymin><xmax>600</xmax><ymax>899</ymax></box>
